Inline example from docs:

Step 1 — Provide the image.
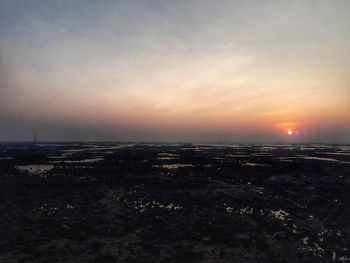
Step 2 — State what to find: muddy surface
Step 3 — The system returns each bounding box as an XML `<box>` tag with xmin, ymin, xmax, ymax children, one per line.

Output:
<box><xmin>0</xmin><ymin>142</ymin><xmax>349</xmax><ymax>262</ymax></box>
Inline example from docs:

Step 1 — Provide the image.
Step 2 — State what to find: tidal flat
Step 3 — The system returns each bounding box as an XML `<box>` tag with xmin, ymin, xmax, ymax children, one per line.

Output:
<box><xmin>0</xmin><ymin>142</ymin><xmax>349</xmax><ymax>262</ymax></box>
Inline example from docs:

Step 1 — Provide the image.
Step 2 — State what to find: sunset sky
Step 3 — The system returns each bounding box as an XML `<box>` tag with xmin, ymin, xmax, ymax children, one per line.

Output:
<box><xmin>1</xmin><ymin>0</ymin><xmax>349</xmax><ymax>142</ymax></box>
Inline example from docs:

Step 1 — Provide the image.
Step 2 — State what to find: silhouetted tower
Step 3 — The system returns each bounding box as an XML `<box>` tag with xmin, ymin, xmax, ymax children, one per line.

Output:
<box><xmin>34</xmin><ymin>133</ymin><xmax>37</xmax><ymax>143</ymax></box>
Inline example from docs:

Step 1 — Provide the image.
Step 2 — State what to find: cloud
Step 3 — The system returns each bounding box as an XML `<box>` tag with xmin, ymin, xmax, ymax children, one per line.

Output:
<box><xmin>0</xmin><ymin>0</ymin><xmax>349</xmax><ymax>142</ymax></box>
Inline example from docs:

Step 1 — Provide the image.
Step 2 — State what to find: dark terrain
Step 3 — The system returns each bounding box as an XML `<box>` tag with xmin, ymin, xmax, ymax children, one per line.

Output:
<box><xmin>0</xmin><ymin>142</ymin><xmax>349</xmax><ymax>262</ymax></box>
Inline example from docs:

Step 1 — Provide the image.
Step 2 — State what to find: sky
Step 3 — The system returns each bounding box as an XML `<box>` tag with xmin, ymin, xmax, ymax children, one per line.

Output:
<box><xmin>0</xmin><ymin>0</ymin><xmax>349</xmax><ymax>142</ymax></box>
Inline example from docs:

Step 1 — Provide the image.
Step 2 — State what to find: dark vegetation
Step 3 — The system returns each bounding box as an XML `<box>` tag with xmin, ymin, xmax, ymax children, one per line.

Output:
<box><xmin>0</xmin><ymin>142</ymin><xmax>349</xmax><ymax>262</ymax></box>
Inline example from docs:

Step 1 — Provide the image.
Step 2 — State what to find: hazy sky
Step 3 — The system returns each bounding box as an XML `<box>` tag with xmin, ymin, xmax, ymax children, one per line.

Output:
<box><xmin>1</xmin><ymin>0</ymin><xmax>349</xmax><ymax>142</ymax></box>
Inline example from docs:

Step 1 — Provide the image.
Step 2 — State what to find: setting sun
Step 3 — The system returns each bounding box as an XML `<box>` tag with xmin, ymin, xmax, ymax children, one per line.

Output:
<box><xmin>288</xmin><ymin>130</ymin><xmax>293</xmax><ymax>135</ymax></box>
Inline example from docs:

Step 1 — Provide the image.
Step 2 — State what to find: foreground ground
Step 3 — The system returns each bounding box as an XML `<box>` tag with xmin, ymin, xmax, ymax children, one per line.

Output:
<box><xmin>0</xmin><ymin>142</ymin><xmax>349</xmax><ymax>262</ymax></box>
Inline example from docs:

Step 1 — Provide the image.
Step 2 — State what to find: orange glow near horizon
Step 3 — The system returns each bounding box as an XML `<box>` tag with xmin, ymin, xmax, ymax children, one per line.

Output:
<box><xmin>0</xmin><ymin>1</ymin><xmax>349</xmax><ymax>142</ymax></box>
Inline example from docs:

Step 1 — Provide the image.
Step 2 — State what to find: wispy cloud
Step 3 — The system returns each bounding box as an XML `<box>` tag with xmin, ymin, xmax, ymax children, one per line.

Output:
<box><xmin>0</xmin><ymin>0</ymin><xmax>349</xmax><ymax>142</ymax></box>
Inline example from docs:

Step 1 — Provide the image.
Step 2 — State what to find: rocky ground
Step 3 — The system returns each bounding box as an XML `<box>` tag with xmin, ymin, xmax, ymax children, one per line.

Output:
<box><xmin>0</xmin><ymin>142</ymin><xmax>349</xmax><ymax>262</ymax></box>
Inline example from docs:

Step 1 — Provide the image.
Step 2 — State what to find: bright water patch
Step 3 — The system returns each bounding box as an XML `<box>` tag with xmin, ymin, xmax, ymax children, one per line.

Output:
<box><xmin>16</xmin><ymin>165</ymin><xmax>54</xmax><ymax>173</ymax></box>
<box><xmin>64</xmin><ymin>157</ymin><xmax>104</xmax><ymax>163</ymax></box>
<box><xmin>242</xmin><ymin>162</ymin><xmax>269</xmax><ymax>167</ymax></box>
<box><xmin>155</xmin><ymin>164</ymin><xmax>194</xmax><ymax>169</ymax></box>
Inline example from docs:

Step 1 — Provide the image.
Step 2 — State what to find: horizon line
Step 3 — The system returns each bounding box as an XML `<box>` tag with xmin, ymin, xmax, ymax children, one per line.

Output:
<box><xmin>0</xmin><ymin>140</ymin><xmax>349</xmax><ymax>145</ymax></box>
